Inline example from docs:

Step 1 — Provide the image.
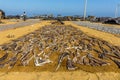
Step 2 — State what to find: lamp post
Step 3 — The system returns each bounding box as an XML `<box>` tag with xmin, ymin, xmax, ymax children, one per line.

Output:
<box><xmin>83</xmin><ymin>0</ymin><xmax>88</xmax><ymax>20</ymax></box>
<box><xmin>115</xmin><ymin>4</ymin><xmax>120</xmax><ymax>18</ymax></box>
<box><xmin>0</xmin><ymin>12</ymin><xmax>2</xmax><ymax>23</ymax></box>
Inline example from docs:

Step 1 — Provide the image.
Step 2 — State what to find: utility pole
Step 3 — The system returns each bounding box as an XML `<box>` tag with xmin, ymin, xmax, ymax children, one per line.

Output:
<box><xmin>0</xmin><ymin>11</ymin><xmax>2</xmax><ymax>23</ymax></box>
<box><xmin>83</xmin><ymin>0</ymin><xmax>87</xmax><ymax>20</ymax></box>
<box><xmin>115</xmin><ymin>4</ymin><xmax>120</xmax><ymax>18</ymax></box>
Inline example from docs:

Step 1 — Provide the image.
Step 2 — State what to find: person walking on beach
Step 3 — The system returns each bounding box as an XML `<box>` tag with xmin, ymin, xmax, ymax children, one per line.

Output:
<box><xmin>23</xmin><ymin>11</ymin><xmax>27</xmax><ymax>21</ymax></box>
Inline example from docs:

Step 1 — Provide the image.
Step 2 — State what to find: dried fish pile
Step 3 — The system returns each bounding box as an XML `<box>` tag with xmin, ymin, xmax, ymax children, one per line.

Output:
<box><xmin>51</xmin><ymin>20</ymin><xmax>64</xmax><ymax>25</ymax></box>
<box><xmin>0</xmin><ymin>25</ymin><xmax>120</xmax><ymax>71</ymax></box>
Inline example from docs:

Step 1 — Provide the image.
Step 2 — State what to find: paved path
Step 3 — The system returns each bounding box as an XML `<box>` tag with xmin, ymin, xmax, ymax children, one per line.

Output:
<box><xmin>0</xmin><ymin>19</ymin><xmax>40</xmax><ymax>31</ymax></box>
<box><xmin>73</xmin><ymin>21</ymin><xmax>120</xmax><ymax>34</ymax></box>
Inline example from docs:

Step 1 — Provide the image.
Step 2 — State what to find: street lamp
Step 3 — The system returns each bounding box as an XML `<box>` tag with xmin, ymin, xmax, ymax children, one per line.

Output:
<box><xmin>83</xmin><ymin>0</ymin><xmax>88</xmax><ymax>20</ymax></box>
<box><xmin>115</xmin><ymin>4</ymin><xmax>120</xmax><ymax>18</ymax></box>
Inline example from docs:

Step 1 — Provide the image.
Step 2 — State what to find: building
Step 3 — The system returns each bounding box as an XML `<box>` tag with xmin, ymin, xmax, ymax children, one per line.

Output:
<box><xmin>0</xmin><ymin>9</ymin><xmax>5</xmax><ymax>19</ymax></box>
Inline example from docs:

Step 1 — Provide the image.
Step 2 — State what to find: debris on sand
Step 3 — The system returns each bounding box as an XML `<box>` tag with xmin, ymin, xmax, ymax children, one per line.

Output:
<box><xmin>0</xmin><ymin>25</ymin><xmax>120</xmax><ymax>72</ymax></box>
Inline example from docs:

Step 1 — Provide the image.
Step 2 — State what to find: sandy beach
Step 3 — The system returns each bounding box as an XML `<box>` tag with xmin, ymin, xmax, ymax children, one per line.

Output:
<box><xmin>0</xmin><ymin>20</ymin><xmax>120</xmax><ymax>80</ymax></box>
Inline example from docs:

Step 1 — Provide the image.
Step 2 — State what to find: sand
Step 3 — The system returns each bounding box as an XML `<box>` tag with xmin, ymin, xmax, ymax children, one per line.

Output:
<box><xmin>65</xmin><ymin>21</ymin><xmax>120</xmax><ymax>46</ymax></box>
<box><xmin>0</xmin><ymin>21</ymin><xmax>120</xmax><ymax>80</ymax></box>
<box><xmin>0</xmin><ymin>19</ymin><xmax>19</xmax><ymax>26</ymax></box>
<box><xmin>0</xmin><ymin>21</ymin><xmax>50</xmax><ymax>45</ymax></box>
<box><xmin>0</xmin><ymin>71</ymin><xmax>120</xmax><ymax>80</ymax></box>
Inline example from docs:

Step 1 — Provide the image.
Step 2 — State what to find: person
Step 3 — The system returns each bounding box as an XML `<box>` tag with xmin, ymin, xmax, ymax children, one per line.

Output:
<box><xmin>23</xmin><ymin>12</ymin><xmax>27</xmax><ymax>21</ymax></box>
<box><xmin>0</xmin><ymin>11</ymin><xmax>2</xmax><ymax>23</ymax></box>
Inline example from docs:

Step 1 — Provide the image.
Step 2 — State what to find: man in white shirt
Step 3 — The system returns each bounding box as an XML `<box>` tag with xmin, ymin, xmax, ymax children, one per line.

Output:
<box><xmin>23</xmin><ymin>12</ymin><xmax>27</xmax><ymax>21</ymax></box>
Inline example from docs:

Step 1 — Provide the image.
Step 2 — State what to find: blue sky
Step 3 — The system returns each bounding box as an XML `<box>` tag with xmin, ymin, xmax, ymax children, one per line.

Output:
<box><xmin>0</xmin><ymin>0</ymin><xmax>120</xmax><ymax>17</ymax></box>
